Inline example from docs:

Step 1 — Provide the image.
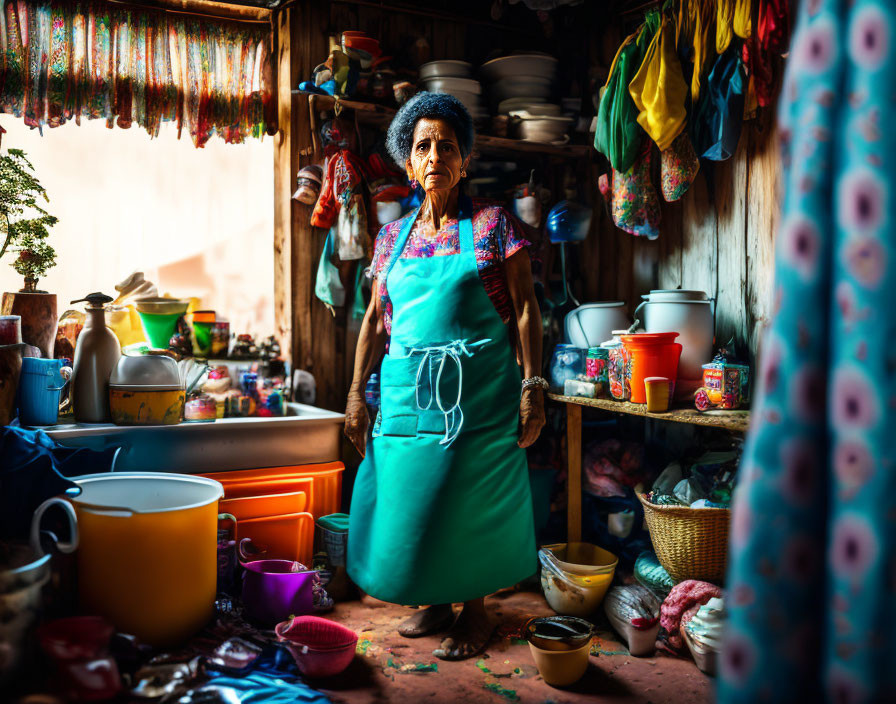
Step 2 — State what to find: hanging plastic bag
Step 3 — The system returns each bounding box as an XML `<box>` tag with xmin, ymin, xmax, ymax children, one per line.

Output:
<box><xmin>315</xmin><ymin>229</ymin><xmax>345</xmax><ymax>312</ymax></box>
<box><xmin>660</xmin><ymin>131</ymin><xmax>700</xmax><ymax>202</ymax></box>
<box><xmin>690</xmin><ymin>43</ymin><xmax>746</xmax><ymax>161</ymax></box>
<box><xmin>612</xmin><ymin>142</ymin><xmax>661</xmax><ymax>240</ymax></box>
<box><xmin>594</xmin><ymin>12</ymin><xmax>659</xmax><ymax>173</ymax></box>
<box><xmin>628</xmin><ymin>13</ymin><xmax>688</xmax><ymax>152</ymax></box>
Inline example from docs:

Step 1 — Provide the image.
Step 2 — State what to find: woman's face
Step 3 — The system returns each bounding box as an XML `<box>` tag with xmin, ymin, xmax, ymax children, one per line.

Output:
<box><xmin>405</xmin><ymin>117</ymin><xmax>469</xmax><ymax>193</ymax></box>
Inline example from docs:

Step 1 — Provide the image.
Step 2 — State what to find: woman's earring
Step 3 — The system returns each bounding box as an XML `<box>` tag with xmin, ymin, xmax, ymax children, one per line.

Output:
<box><xmin>460</xmin><ymin>170</ymin><xmax>467</xmax><ymax>178</ymax></box>
<box><xmin>410</xmin><ymin>178</ymin><xmax>418</xmax><ymax>190</ymax></box>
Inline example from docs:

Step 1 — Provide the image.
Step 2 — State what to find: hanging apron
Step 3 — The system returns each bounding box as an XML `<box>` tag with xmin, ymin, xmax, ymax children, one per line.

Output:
<box><xmin>347</xmin><ymin>197</ymin><xmax>536</xmax><ymax>605</ymax></box>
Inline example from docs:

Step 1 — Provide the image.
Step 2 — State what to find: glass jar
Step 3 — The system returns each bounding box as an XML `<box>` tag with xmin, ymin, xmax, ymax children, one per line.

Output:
<box><xmin>586</xmin><ymin>346</ymin><xmax>610</xmax><ymax>398</ymax></box>
<box><xmin>549</xmin><ymin>344</ymin><xmax>586</xmax><ymax>392</ymax></box>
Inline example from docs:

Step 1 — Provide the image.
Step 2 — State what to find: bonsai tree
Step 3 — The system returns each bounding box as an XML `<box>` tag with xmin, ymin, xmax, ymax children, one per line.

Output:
<box><xmin>0</xmin><ymin>145</ymin><xmax>58</xmax><ymax>292</ymax></box>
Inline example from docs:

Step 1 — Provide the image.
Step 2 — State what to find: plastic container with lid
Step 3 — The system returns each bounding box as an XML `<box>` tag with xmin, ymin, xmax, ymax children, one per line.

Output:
<box><xmin>109</xmin><ymin>354</ymin><xmax>184</xmax><ymax>425</ymax></box>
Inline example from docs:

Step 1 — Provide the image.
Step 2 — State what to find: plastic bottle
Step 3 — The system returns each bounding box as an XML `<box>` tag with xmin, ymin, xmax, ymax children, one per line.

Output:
<box><xmin>70</xmin><ymin>293</ymin><xmax>121</xmax><ymax>423</ymax></box>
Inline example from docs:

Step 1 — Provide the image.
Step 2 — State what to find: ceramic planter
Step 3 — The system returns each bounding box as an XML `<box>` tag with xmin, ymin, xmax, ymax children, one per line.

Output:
<box><xmin>2</xmin><ymin>291</ymin><xmax>58</xmax><ymax>358</ymax></box>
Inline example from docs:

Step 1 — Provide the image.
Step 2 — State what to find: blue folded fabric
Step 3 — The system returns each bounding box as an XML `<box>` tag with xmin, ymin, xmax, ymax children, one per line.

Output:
<box><xmin>0</xmin><ymin>425</ymin><xmax>118</xmax><ymax>540</ymax></box>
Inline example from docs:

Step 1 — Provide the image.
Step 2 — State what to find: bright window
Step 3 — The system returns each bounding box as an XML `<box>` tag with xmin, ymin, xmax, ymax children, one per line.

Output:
<box><xmin>0</xmin><ymin>116</ymin><xmax>274</xmax><ymax>338</ymax></box>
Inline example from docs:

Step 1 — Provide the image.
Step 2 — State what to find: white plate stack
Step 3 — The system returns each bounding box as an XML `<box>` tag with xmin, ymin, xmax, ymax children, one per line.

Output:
<box><xmin>418</xmin><ymin>61</ymin><xmax>487</xmax><ymax>122</ymax></box>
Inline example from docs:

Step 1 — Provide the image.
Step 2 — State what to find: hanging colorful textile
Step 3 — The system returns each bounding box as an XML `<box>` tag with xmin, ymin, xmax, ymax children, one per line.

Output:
<box><xmin>690</xmin><ymin>42</ymin><xmax>746</xmax><ymax>161</ymax></box>
<box><xmin>629</xmin><ymin>13</ymin><xmax>688</xmax><ymax>152</ymax></box>
<box><xmin>678</xmin><ymin>0</ymin><xmax>716</xmax><ymax>103</ymax></box>
<box><xmin>611</xmin><ymin>141</ymin><xmax>660</xmax><ymax>240</ymax></box>
<box><xmin>0</xmin><ymin>0</ymin><xmax>274</xmax><ymax>146</ymax></box>
<box><xmin>594</xmin><ymin>10</ymin><xmax>659</xmax><ymax>173</ymax></box>
<box><xmin>660</xmin><ymin>131</ymin><xmax>700</xmax><ymax>202</ymax></box>
<box><xmin>720</xmin><ymin>1</ymin><xmax>896</xmax><ymax>701</ymax></box>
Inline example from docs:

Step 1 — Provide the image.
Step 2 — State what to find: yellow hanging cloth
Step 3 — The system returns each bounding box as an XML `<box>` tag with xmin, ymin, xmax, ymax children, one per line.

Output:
<box><xmin>686</xmin><ymin>0</ymin><xmax>715</xmax><ymax>102</ymax></box>
<box><xmin>628</xmin><ymin>14</ymin><xmax>688</xmax><ymax>152</ymax></box>
<box><xmin>733</xmin><ymin>0</ymin><xmax>751</xmax><ymax>39</ymax></box>
<box><xmin>716</xmin><ymin>0</ymin><xmax>734</xmax><ymax>54</ymax></box>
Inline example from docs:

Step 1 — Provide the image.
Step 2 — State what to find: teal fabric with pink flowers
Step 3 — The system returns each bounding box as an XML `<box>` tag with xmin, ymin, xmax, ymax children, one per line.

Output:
<box><xmin>719</xmin><ymin>1</ymin><xmax>896</xmax><ymax>702</ymax></box>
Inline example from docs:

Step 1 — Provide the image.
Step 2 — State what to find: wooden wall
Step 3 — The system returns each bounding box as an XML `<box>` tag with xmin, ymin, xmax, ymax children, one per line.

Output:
<box><xmin>274</xmin><ymin>1</ymin><xmax>780</xmax><ymax>415</ymax></box>
<box><xmin>579</xmin><ymin>115</ymin><xmax>779</xmax><ymax>369</ymax></box>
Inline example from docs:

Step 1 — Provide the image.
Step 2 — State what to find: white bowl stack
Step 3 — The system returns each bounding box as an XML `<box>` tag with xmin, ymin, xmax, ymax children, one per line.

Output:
<box><xmin>418</xmin><ymin>61</ymin><xmax>487</xmax><ymax>122</ymax></box>
<box><xmin>480</xmin><ymin>54</ymin><xmax>570</xmax><ymax>143</ymax></box>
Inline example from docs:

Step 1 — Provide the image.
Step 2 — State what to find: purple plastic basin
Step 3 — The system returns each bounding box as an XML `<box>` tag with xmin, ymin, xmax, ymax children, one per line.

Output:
<box><xmin>241</xmin><ymin>559</ymin><xmax>315</xmax><ymax>627</ymax></box>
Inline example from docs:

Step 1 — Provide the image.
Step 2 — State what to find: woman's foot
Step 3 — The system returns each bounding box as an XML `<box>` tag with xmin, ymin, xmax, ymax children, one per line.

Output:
<box><xmin>432</xmin><ymin>600</ymin><xmax>494</xmax><ymax>660</ymax></box>
<box><xmin>397</xmin><ymin>604</ymin><xmax>454</xmax><ymax>638</ymax></box>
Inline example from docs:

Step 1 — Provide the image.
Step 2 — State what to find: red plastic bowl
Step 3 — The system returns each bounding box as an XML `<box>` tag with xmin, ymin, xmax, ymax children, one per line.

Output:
<box><xmin>275</xmin><ymin>616</ymin><xmax>358</xmax><ymax>677</ymax></box>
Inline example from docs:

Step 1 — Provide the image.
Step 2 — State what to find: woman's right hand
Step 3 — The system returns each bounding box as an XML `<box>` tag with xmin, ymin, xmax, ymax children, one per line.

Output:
<box><xmin>344</xmin><ymin>390</ymin><xmax>370</xmax><ymax>457</ymax></box>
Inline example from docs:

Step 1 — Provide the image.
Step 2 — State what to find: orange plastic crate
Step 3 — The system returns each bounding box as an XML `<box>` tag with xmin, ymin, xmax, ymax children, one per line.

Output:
<box><xmin>202</xmin><ymin>463</ymin><xmax>344</xmax><ymax>519</ymax></box>
<box><xmin>219</xmin><ymin>491</ymin><xmax>307</xmax><ymax>521</ymax></box>
<box><xmin>236</xmin><ymin>511</ymin><xmax>314</xmax><ymax>565</ymax></box>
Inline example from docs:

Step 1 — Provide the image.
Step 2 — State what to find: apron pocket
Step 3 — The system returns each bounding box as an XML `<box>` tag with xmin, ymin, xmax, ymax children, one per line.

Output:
<box><xmin>380</xmin><ymin>355</ymin><xmax>419</xmax><ymax>387</ymax></box>
<box><xmin>380</xmin><ymin>413</ymin><xmax>418</xmax><ymax>437</ymax></box>
<box><xmin>417</xmin><ymin>409</ymin><xmax>447</xmax><ymax>436</ymax></box>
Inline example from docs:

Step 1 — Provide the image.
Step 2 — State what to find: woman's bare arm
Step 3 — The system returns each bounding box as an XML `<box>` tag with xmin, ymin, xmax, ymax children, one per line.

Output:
<box><xmin>505</xmin><ymin>249</ymin><xmax>546</xmax><ymax>448</ymax></box>
<box><xmin>344</xmin><ymin>279</ymin><xmax>388</xmax><ymax>456</ymax></box>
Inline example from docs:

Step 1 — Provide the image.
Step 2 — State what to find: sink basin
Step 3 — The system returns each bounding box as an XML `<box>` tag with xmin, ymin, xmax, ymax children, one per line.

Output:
<box><xmin>45</xmin><ymin>403</ymin><xmax>345</xmax><ymax>473</ymax></box>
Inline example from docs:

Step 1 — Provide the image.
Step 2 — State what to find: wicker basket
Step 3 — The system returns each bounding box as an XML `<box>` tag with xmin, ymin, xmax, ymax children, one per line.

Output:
<box><xmin>637</xmin><ymin>493</ymin><xmax>730</xmax><ymax>583</ymax></box>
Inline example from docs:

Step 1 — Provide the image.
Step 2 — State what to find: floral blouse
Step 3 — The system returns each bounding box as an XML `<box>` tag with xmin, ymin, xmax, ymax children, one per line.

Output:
<box><xmin>370</xmin><ymin>204</ymin><xmax>530</xmax><ymax>335</ymax></box>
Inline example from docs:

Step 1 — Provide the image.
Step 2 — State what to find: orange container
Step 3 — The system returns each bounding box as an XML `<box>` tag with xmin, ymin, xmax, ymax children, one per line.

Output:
<box><xmin>202</xmin><ymin>463</ymin><xmax>344</xmax><ymax>518</ymax></box>
<box><xmin>219</xmin><ymin>491</ymin><xmax>307</xmax><ymax>521</ymax></box>
<box><xmin>237</xmin><ymin>511</ymin><xmax>314</xmax><ymax>565</ymax></box>
<box><xmin>620</xmin><ymin>333</ymin><xmax>682</xmax><ymax>405</ymax></box>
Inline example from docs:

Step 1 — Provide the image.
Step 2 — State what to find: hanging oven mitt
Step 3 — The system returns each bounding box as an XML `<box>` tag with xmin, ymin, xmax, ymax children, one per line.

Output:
<box><xmin>690</xmin><ymin>42</ymin><xmax>746</xmax><ymax>161</ymax></box>
<box><xmin>629</xmin><ymin>13</ymin><xmax>688</xmax><ymax>152</ymax></box>
<box><xmin>595</xmin><ymin>11</ymin><xmax>659</xmax><ymax>173</ymax></box>
<box><xmin>315</xmin><ymin>228</ymin><xmax>346</xmax><ymax>312</ymax></box>
<box><xmin>612</xmin><ymin>141</ymin><xmax>661</xmax><ymax>240</ymax></box>
<box><xmin>660</xmin><ymin>131</ymin><xmax>700</xmax><ymax>202</ymax></box>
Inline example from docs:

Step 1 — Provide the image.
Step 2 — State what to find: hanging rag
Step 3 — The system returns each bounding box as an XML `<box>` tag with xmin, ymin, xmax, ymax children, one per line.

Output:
<box><xmin>690</xmin><ymin>42</ymin><xmax>746</xmax><ymax>161</ymax></box>
<box><xmin>717</xmin><ymin>0</ymin><xmax>751</xmax><ymax>54</ymax></box>
<box><xmin>0</xmin><ymin>426</ymin><xmax>118</xmax><ymax>541</ymax></box>
<box><xmin>594</xmin><ymin>12</ymin><xmax>660</xmax><ymax>173</ymax></box>
<box><xmin>679</xmin><ymin>0</ymin><xmax>716</xmax><ymax>103</ymax></box>
<box><xmin>629</xmin><ymin>13</ymin><xmax>689</xmax><ymax>152</ymax></box>
<box><xmin>311</xmin><ymin>150</ymin><xmax>369</xmax><ymax>261</ymax></box>
<box><xmin>612</xmin><ymin>141</ymin><xmax>661</xmax><ymax>239</ymax></box>
<box><xmin>314</xmin><ymin>229</ymin><xmax>346</xmax><ymax>311</ymax></box>
<box><xmin>660</xmin><ymin>131</ymin><xmax>700</xmax><ymax>201</ymax></box>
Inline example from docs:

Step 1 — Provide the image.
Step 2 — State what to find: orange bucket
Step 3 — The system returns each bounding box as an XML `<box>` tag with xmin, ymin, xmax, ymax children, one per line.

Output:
<box><xmin>620</xmin><ymin>333</ymin><xmax>682</xmax><ymax>404</ymax></box>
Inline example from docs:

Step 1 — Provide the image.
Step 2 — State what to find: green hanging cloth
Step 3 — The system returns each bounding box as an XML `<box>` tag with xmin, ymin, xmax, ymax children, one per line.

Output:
<box><xmin>594</xmin><ymin>11</ymin><xmax>660</xmax><ymax>173</ymax></box>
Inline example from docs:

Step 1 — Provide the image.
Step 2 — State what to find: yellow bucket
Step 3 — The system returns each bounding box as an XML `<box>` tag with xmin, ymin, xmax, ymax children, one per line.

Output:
<box><xmin>539</xmin><ymin>542</ymin><xmax>618</xmax><ymax>617</ymax></box>
<box><xmin>67</xmin><ymin>473</ymin><xmax>222</xmax><ymax>646</ymax></box>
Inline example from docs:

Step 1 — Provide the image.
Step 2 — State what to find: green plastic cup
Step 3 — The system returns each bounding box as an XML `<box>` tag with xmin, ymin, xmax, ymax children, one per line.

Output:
<box><xmin>138</xmin><ymin>311</ymin><xmax>182</xmax><ymax>349</ymax></box>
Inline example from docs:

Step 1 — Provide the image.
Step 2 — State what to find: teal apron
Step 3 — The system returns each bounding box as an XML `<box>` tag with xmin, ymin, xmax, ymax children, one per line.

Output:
<box><xmin>347</xmin><ymin>197</ymin><xmax>536</xmax><ymax>605</ymax></box>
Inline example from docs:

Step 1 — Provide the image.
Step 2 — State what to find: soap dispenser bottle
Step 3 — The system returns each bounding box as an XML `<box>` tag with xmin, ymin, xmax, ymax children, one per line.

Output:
<box><xmin>70</xmin><ymin>292</ymin><xmax>120</xmax><ymax>423</ymax></box>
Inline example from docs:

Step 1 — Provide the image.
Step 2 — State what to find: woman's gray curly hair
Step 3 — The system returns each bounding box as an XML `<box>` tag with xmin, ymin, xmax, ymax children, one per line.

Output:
<box><xmin>385</xmin><ymin>91</ymin><xmax>475</xmax><ymax>167</ymax></box>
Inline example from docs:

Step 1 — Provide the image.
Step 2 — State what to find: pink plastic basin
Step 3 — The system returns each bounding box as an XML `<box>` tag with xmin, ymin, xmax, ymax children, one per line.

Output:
<box><xmin>275</xmin><ymin>615</ymin><xmax>358</xmax><ymax>677</ymax></box>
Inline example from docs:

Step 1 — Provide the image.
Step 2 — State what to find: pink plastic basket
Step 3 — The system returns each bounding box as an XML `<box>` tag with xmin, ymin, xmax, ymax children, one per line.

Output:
<box><xmin>275</xmin><ymin>616</ymin><xmax>358</xmax><ymax>677</ymax></box>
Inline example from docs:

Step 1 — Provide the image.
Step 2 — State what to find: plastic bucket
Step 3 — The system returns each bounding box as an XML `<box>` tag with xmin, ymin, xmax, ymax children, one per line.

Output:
<box><xmin>620</xmin><ymin>333</ymin><xmax>682</xmax><ymax>405</ymax></box>
<box><xmin>539</xmin><ymin>543</ymin><xmax>618</xmax><ymax>617</ymax></box>
<box><xmin>34</xmin><ymin>473</ymin><xmax>223</xmax><ymax>646</ymax></box>
<box><xmin>16</xmin><ymin>357</ymin><xmax>69</xmax><ymax>426</ymax></box>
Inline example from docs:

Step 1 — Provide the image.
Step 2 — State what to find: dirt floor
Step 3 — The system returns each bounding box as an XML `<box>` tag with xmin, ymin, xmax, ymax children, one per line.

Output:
<box><xmin>314</xmin><ymin>589</ymin><xmax>714</xmax><ymax>704</ymax></box>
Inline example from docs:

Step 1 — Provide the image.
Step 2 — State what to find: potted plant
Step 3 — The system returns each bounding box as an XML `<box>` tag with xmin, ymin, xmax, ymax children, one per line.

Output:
<box><xmin>0</xmin><ymin>139</ymin><xmax>60</xmax><ymax>358</ymax></box>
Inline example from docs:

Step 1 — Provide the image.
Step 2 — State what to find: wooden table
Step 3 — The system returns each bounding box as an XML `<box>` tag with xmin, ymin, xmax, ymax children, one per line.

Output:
<box><xmin>548</xmin><ymin>393</ymin><xmax>751</xmax><ymax>542</ymax></box>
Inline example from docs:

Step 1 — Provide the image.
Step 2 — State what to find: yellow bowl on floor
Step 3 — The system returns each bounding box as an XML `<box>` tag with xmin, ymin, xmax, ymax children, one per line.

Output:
<box><xmin>528</xmin><ymin>640</ymin><xmax>591</xmax><ymax>686</ymax></box>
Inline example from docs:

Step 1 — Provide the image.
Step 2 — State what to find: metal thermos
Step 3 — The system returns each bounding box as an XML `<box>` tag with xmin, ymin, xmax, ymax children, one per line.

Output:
<box><xmin>70</xmin><ymin>292</ymin><xmax>120</xmax><ymax>423</ymax></box>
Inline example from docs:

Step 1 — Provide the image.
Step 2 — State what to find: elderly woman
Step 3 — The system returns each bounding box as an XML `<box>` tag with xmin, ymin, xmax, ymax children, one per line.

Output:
<box><xmin>345</xmin><ymin>92</ymin><xmax>546</xmax><ymax>660</ymax></box>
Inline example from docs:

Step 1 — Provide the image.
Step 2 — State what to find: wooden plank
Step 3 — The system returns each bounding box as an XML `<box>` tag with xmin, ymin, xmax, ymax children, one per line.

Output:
<box><xmin>715</xmin><ymin>136</ymin><xmax>750</xmax><ymax>351</ymax></box>
<box><xmin>657</xmin><ymin>199</ymin><xmax>683</xmax><ymax>290</ymax></box>
<box><xmin>566</xmin><ymin>402</ymin><xmax>583</xmax><ymax>543</ymax></box>
<box><xmin>548</xmin><ymin>394</ymin><xmax>751</xmax><ymax>434</ymax></box>
<box><xmin>746</xmin><ymin>118</ymin><xmax>779</xmax><ymax>364</ymax></box>
<box><xmin>679</xmin><ymin>169</ymin><xmax>718</xmax><ymax>302</ymax></box>
<box><xmin>273</xmin><ymin>6</ymin><xmax>295</xmax><ymax>368</ymax></box>
<box><xmin>104</xmin><ymin>0</ymin><xmax>271</xmax><ymax>22</ymax></box>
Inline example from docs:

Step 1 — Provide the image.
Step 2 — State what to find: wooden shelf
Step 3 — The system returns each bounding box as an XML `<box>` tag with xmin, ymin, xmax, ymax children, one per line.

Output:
<box><xmin>292</xmin><ymin>91</ymin><xmax>592</xmax><ymax>159</ymax></box>
<box><xmin>547</xmin><ymin>393</ymin><xmax>752</xmax><ymax>433</ymax></box>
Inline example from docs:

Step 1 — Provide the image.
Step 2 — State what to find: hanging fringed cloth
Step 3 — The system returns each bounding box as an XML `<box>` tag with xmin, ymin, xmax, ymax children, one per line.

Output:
<box><xmin>0</xmin><ymin>0</ymin><xmax>274</xmax><ymax>147</ymax></box>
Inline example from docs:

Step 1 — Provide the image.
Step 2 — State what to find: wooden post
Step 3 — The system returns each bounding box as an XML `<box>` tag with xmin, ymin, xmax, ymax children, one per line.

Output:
<box><xmin>566</xmin><ymin>402</ymin><xmax>582</xmax><ymax>543</ymax></box>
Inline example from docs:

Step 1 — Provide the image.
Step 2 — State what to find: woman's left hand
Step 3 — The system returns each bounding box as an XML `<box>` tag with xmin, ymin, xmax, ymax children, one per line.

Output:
<box><xmin>518</xmin><ymin>386</ymin><xmax>546</xmax><ymax>448</ymax></box>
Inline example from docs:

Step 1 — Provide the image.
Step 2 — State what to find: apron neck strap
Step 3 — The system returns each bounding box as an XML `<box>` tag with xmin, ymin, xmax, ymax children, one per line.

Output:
<box><xmin>383</xmin><ymin>194</ymin><xmax>475</xmax><ymax>284</ymax></box>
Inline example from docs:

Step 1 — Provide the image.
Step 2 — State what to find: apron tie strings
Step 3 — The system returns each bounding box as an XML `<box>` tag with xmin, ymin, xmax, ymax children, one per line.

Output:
<box><xmin>406</xmin><ymin>338</ymin><xmax>491</xmax><ymax>447</ymax></box>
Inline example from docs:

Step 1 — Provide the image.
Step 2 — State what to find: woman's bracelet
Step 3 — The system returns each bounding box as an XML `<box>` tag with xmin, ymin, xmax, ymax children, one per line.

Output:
<box><xmin>521</xmin><ymin>376</ymin><xmax>549</xmax><ymax>393</ymax></box>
